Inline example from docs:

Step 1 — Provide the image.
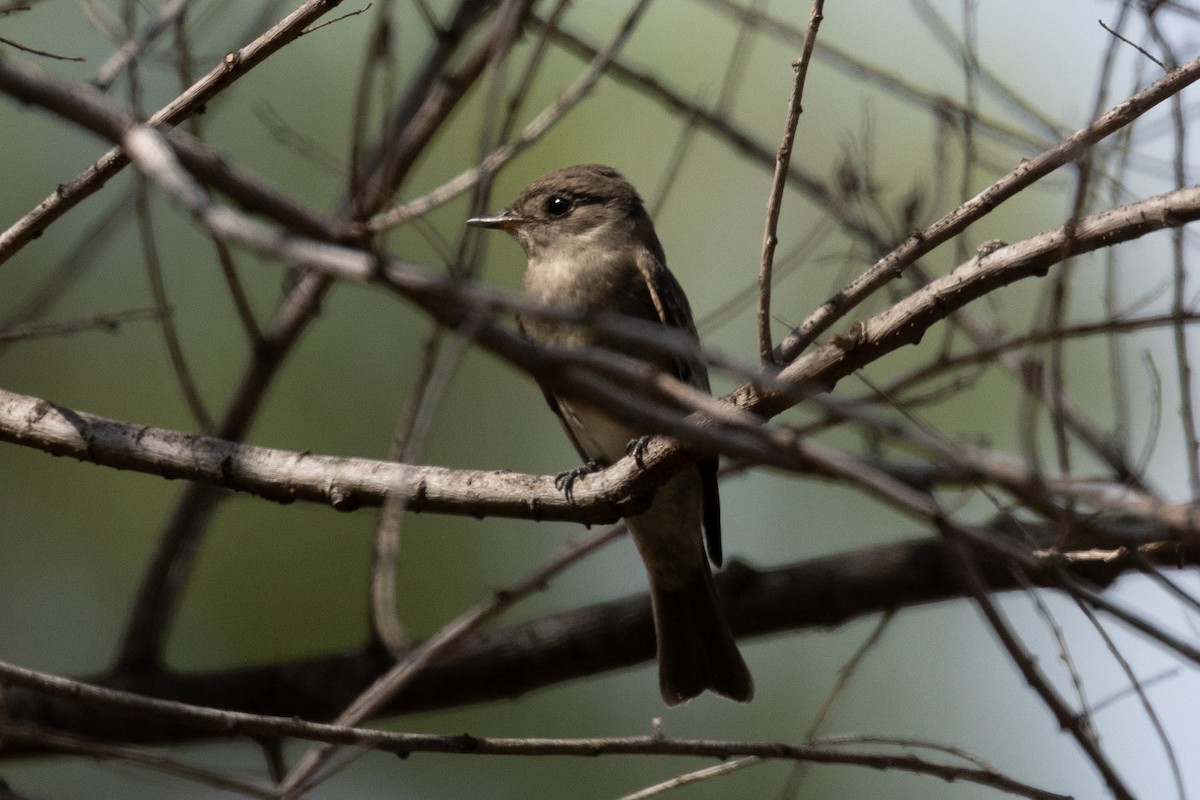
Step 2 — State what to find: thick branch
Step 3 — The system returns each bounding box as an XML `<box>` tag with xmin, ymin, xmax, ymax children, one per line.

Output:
<box><xmin>0</xmin><ymin>387</ymin><xmax>644</xmax><ymax>523</ymax></box>
<box><xmin>749</xmin><ymin>184</ymin><xmax>1200</xmax><ymax>417</ymax></box>
<box><xmin>0</xmin><ymin>526</ymin><xmax>1192</xmax><ymax>752</ymax></box>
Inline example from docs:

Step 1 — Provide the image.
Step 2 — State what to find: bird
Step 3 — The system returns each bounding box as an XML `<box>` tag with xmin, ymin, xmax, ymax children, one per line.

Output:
<box><xmin>467</xmin><ymin>164</ymin><xmax>753</xmax><ymax>705</ymax></box>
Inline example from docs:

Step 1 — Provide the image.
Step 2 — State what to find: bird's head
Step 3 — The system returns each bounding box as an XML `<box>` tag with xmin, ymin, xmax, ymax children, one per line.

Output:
<box><xmin>468</xmin><ymin>164</ymin><xmax>650</xmax><ymax>260</ymax></box>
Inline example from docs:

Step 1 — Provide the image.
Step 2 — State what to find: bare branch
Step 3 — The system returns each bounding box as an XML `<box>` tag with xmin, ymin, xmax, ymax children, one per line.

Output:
<box><xmin>0</xmin><ymin>527</ymin><xmax>1192</xmax><ymax>748</ymax></box>
<box><xmin>757</xmin><ymin>0</ymin><xmax>824</xmax><ymax>364</ymax></box>
<box><xmin>775</xmin><ymin>53</ymin><xmax>1200</xmax><ymax>361</ymax></box>
<box><xmin>0</xmin><ymin>0</ymin><xmax>349</xmax><ymax>263</ymax></box>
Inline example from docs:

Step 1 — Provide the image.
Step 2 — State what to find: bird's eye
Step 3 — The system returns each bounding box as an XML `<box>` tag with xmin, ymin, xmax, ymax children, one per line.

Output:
<box><xmin>545</xmin><ymin>195</ymin><xmax>573</xmax><ymax>217</ymax></box>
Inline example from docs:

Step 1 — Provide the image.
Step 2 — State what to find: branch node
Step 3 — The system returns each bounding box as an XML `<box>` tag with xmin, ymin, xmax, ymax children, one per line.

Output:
<box><xmin>328</xmin><ymin>483</ymin><xmax>359</xmax><ymax>511</ymax></box>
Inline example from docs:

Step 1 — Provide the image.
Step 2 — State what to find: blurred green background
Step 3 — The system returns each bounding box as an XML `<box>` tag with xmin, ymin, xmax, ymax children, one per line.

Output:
<box><xmin>2</xmin><ymin>1</ymin><xmax>1197</xmax><ymax>797</ymax></box>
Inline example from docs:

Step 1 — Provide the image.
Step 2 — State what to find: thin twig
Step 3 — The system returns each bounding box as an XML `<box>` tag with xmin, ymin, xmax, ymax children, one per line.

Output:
<box><xmin>757</xmin><ymin>0</ymin><xmax>823</xmax><ymax>364</ymax></box>
<box><xmin>367</xmin><ymin>0</ymin><xmax>654</xmax><ymax>231</ymax></box>
<box><xmin>1099</xmin><ymin>17</ymin><xmax>1166</xmax><ymax>70</ymax></box>
<box><xmin>0</xmin><ymin>723</ymin><xmax>275</xmax><ymax>798</ymax></box>
<box><xmin>0</xmin><ymin>307</ymin><xmax>167</xmax><ymax>343</ymax></box>
<box><xmin>949</xmin><ymin>540</ymin><xmax>1135</xmax><ymax>800</ymax></box>
<box><xmin>0</xmin><ymin>34</ymin><xmax>84</xmax><ymax>60</ymax></box>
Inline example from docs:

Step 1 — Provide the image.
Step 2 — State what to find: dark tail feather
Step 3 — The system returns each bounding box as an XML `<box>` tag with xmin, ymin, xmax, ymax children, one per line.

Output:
<box><xmin>651</xmin><ymin>565</ymin><xmax>753</xmax><ymax>706</ymax></box>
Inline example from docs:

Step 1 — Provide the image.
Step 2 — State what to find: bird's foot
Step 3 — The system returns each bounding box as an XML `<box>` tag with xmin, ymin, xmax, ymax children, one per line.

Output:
<box><xmin>626</xmin><ymin>435</ymin><xmax>652</xmax><ymax>470</ymax></box>
<box><xmin>554</xmin><ymin>460</ymin><xmax>602</xmax><ymax>502</ymax></box>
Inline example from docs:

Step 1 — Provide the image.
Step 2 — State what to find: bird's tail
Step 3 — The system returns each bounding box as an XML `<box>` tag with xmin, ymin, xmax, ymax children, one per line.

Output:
<box><xmin>650</xmin><ymin>563</ymin><xmax>754</xmax><ymax>706</ymax></box>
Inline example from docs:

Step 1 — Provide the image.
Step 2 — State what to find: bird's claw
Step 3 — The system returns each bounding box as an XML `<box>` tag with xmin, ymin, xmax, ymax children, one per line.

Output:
<box><xmin>626</xmin><ymin>435</ymin><xmax>652</xmax><ymax>470</ymax></box>
<box><xmin>554</xmin><ymin>460</ymin><xmax>602</xmax><ymax>502</ymax></box>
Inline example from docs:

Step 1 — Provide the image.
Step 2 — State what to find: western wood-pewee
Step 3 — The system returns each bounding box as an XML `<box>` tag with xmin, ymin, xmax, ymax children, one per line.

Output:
<box><xmin>468</xmin><ymin>164</ymin><xmax>753</xmax><ymax>705</ymax></box>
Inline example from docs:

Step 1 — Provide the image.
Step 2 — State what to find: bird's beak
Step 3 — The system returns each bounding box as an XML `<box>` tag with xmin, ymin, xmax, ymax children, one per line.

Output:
<box><xmin>466</xmin><ymin>209</ymin><xmax>525</xmax><ymax>233</ymax></box>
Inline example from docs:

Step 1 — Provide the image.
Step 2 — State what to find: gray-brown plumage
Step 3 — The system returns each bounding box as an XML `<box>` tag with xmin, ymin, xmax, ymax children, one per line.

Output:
<box><xmin>468</xmin><ymin>164</ymin><xmax>753</xmax><ymax>705</ymax></box>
